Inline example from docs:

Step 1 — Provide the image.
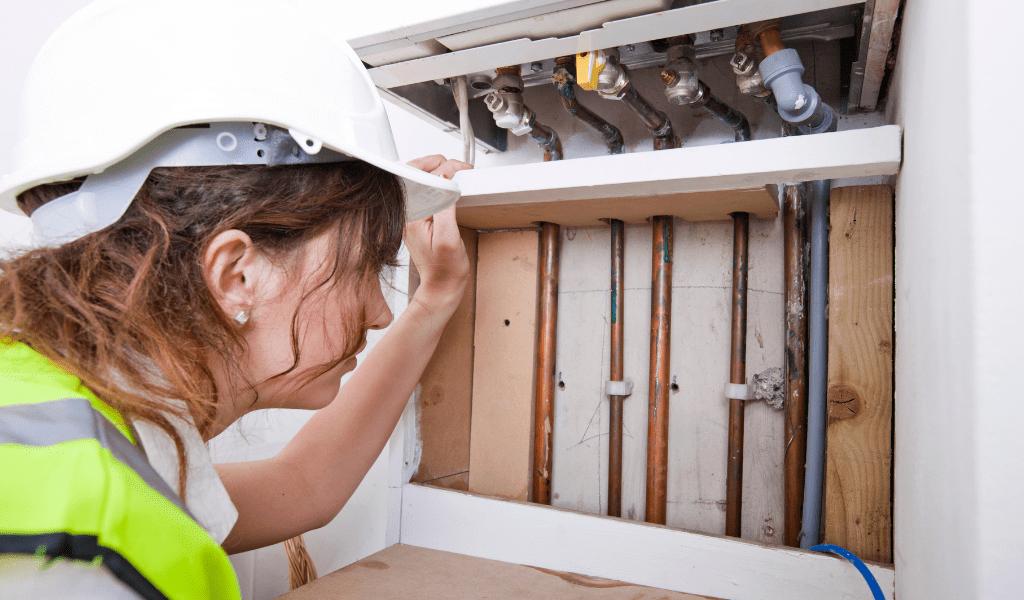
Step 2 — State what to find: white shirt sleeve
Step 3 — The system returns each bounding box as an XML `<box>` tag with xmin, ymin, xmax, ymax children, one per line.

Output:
<box><xmin>0</xmin><ymin>556</ymin><xmax>144</xmax><ymax>600</ymax></box>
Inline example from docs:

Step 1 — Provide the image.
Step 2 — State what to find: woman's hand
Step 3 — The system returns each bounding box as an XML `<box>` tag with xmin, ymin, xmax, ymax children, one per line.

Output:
<box><xmin>404</xmin><ymin>155</ymin><xmax>473</xmax><ymax>313</ymax></box>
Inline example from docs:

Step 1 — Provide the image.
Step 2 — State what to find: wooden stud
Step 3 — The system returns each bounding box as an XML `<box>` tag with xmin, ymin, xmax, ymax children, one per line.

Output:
<box><xmin>824</xmin><ymin>185</ymin><xmax>894</xmax><ymax>563</ymax></box>
<box><xmin>468</xmin><ymin>230</ymin><xmax>540</xmax><ymax>501</ymax></box>
<box><xmin>412</xmin><ymin>227</ymin><xmax>479</xmax><ymax>491</ymax></box>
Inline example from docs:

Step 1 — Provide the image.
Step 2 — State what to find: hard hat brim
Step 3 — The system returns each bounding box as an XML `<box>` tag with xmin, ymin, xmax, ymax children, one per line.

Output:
<box><xmin>0</xmin><ymin>127</ymin><xmax>462</xmax><ymax>224</ymax></box>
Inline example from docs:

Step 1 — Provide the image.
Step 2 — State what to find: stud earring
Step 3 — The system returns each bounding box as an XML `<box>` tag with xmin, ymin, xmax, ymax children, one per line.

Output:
<box><xmin>234</xmin><ymin>311</ymin><xmax>249</xmax><ymax>325</ymax></box>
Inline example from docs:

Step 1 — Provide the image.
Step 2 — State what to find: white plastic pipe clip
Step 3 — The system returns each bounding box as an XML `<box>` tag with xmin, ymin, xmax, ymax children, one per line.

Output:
<box><xmin>724</xmin><ymin>382</ymin><xmax>754</xmax><ymax>401</ymax></box>
<box><xmin>606</xmin><ymin>379</ymin><xmax>634</xmax><ymax>397</ymax></box>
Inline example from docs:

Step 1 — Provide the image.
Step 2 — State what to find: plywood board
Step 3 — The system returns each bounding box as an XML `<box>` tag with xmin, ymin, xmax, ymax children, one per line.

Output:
<box><xmin>412</xmin><ymin>227</ymin><xmax>478</xmax><ymax>490</ymax></box>
<box><xmin>456</xmin><ymin>188</ymin><xmax>778</xmax><ymax>229</ymax></box>
<box><xmin>468</xmin><ymin>230</ymin><xmax>539</xmax><ymax>501</ymax></box>
<box><xmin>548</xmin><ymin>218</ymin><xmax>785</xmax><ymax>543</ymax></box>
<box><xmin>274</xmin><ymin>543</ymin><xmax>715</xmax><ymax>600</ymax></box>
<box><xmin>824</xmin><ymin>185</ymin><xmax>894</xmax><ymax>563</ymax></box>
<box><xmin>400</xmin><ymin>484</ymin><xmax>895</xmax><ymax>600</ymax></box>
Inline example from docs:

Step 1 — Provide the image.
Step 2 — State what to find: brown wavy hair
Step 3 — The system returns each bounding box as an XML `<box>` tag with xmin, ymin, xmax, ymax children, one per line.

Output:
<box><xmin>1</xmin><ymin>162</ymin><xmax>405</xmax><ymax>495</ymax></box>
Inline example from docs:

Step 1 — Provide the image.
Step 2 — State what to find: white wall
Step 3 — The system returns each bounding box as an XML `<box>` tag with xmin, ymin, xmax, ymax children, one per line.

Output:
<box><xmin>893</xmin><ymin>0</ymin><xmax>1024</xmax><ymax>598</ymax></box>
<box><xmin>966</xmin><ymin>1</ymin><xmax>1024</xmax><ymax>598</ymax></box>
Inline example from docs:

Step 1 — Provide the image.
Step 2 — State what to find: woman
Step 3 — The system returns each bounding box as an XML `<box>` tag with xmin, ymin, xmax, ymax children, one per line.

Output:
<box><xmin>0</xmin><ymin>1</ymin><xmax>470</xmax><ymax>598</ymax></box>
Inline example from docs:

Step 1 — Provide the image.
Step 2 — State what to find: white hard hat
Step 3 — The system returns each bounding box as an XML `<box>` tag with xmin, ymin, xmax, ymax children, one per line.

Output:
<box><xmin>0</xmin><ymin>0</ymin><xmax>459</xmax><ymax>245</ymax></box>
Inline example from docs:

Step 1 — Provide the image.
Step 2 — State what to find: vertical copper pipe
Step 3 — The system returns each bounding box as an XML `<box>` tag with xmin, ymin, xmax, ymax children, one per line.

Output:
<box><xmin>645</xmin><ymin>215</ymin><xmax>673</xmax><ymax>525</ymax></box>
<box><xmin>725</xmin><ymin>212</ymin><xmax>750</xmax><ymax>537</ymax></box>
<box><xmin>608</xmin><ymin>219</ymin><xmax>625</xmax><ymax>517</ymax></box>
<box><xmin>533</xmin><ymin>222</ymin><xmax>559</xmax><ymax>505</ymax></box>
<box><xmin>783</xmin><ymin>184</ymin><xmax>809</xmax><ymax>546</ymax></box>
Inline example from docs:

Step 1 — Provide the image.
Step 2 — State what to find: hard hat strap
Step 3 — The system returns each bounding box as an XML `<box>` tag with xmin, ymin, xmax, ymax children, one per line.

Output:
<box><xmin>31</xmin><ymin>123</ymin><xmax>350</xmax><ymax>247</ymax></box>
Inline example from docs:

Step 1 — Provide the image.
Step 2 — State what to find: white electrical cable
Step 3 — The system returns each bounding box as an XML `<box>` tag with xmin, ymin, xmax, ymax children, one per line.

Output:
<box><xmin>452</xmin><ymin>76</ymin><xmax>475</xmax><ymax>165</ymax></box>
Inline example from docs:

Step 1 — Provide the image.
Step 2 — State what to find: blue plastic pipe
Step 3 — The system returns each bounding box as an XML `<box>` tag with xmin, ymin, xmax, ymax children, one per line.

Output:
<box><xmin>810</xmin><ymin>544</ymin><xmax>886</xmax><ymax>600</ymax></box>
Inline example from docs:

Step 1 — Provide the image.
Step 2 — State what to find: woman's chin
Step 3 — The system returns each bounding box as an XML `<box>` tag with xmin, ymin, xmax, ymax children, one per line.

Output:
<box><xmin>305</xmin><ymin>357</ymin><xmax>358</xmax><ymax>409</ymax></box>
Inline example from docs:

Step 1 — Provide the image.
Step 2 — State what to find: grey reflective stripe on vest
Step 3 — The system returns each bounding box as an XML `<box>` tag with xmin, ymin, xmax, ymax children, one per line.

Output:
<box><xmin>0</xmin><ymin>398</ymin><xmax>195</xmax><ymax>521</ymax></box>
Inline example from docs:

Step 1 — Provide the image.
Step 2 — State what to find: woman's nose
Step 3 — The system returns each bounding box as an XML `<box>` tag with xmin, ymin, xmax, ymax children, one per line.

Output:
<box><xmin>367</xmin><ymin>285</ymin><xmax>393</xmax><ymax>330</ymax></box>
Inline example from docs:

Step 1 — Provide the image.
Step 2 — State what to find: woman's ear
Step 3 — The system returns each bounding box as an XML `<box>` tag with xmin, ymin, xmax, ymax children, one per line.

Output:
<box><xmin>203</xmin><ymin>229</ymin><xmax>261</xmax><ymax>320</ymax></box>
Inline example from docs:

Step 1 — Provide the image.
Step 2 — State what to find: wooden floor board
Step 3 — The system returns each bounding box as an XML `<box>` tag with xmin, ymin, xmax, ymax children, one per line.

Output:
<box><xmin>275</xmin><ymin>544</ymin><xmax>716</xmax><ymax>599</ymax></box>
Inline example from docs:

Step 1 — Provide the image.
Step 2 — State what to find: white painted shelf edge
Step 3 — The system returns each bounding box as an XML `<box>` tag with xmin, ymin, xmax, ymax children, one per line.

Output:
<box><xmin>452</xmin><ymin>125</ymin><xmax>902</xmax><ymax>207</ymax></box>
<box><xmin>368</xmin><ymin>0</ymin><xmax>863</xmax><ymax>88</ymax></box>
<box><xmin>399</xmin><ymin>483</ymin><xmax>894</xmax><ymax>600</ymax></box>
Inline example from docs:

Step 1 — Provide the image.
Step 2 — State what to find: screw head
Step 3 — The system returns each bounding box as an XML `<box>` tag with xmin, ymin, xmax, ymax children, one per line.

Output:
<box><xmin>626</xmin><ymin>44</ymin><xmax>636</xmax><ymax>52</ymax></box>
<box><xmin>530</xmin><ymin>62</ymin><xmax>543</xmax><ymax>72</ymax></box>
<box><xmin>710</xmin><ymin>28</ymin><xmax>724</xmax><ymax>42</ymax></box>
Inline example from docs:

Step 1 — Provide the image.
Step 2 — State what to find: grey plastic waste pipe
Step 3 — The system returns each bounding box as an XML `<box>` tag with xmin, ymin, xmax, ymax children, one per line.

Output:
<box><xmin>799</xmin><ymin>178</ymin><xmax>830</xmax><ymax>548</ymax></box>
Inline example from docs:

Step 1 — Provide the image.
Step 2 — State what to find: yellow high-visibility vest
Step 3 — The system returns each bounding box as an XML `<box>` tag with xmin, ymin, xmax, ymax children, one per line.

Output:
<box><xmin>0</xmin><ymin>341</ymin><xmax>241</xmax><ymax>600</ymax></box>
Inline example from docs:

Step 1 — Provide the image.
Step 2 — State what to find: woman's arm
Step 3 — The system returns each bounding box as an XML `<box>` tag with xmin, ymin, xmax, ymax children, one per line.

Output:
<box><xmin>217</xmin><ymin>156</ymin><xmax>471</xmax><ymax>554</ymax></box>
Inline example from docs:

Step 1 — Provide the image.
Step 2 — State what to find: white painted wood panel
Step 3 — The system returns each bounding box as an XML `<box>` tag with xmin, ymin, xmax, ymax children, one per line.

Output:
<box><xmin>400</xmin><ymin>483</ymin><xmax>894</xmax><ymax>600</ymax></box>
<box><xmin>368</xmin><ymin>0</ymin><xmax>862</xmax><ymax>88</ymax></box>
<box><xmin>454</xmin><ymin>126</ymin><xmax>902</xmax><ymax>208</ymax></box>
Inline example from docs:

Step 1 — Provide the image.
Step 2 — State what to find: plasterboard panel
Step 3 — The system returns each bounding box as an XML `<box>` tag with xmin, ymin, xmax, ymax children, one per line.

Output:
<box><xmin>452</xmin><ymin>126</ymin><xmax>901</xmax><ymax>223</ymax></box>
<box><xmin>369</xmin><ymin>0</ymin><xmax>862</xmax><ymax>88</ymax></box>
<box><xmin>546</xmin><ymin>219</ymin><xmax>785</xmax><ymax>545</ymax></box>
<box><xmin>400</xmin><ymin>483</ymin><xmax>894</xmax><ymax>600</ymax></box>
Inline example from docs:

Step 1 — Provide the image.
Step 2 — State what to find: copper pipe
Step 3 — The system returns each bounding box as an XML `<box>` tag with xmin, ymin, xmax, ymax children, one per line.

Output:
<box><xmin>725</xmin><ymin>212</ymin><xmax>750</xmax><ymax>537</ymax></box>
<box><xmin>533</xmin><ymin>222</ymin><xmax>560</xmax><ymax>505</ymax></box>
<box><xmin>783</xmin><ymin>184</ymin><xmax>809</xmax><ymax>547</ymax></box>
<box><xmin>608</xmin><ymin>219</ymin><xmax>625</xmax><ymax>517</ymax></box>
<box><xmin>758</xmin><ymin>26</ymin><xmax>785</xmax><ymax>57</ymax></box>
<box><xmin>645</xmin><ymin>215</ymin><xmax>673</xmax><ymax>525</ymax></box>
<box><xmin>495</xmin><ymin>65</ymin><xmax>522</xmax><ymax>78</ymax></box>
<box><xmin>528</xmin><ymin>121</ymin><xmax>563</xmax><ymax>162</ymax></box>
<box><xmin>554</xmin><ymin>57</ymin><xmax>625</xmax><ymax>155</ymax></box>
<box><xmin>619</xmin><ymin>79</ymin><xmax>679</xmax><ymax>150</ymax></box>
<box><xmin>490</xmin><ymin>64</ymin><xmax>562</xmax><ymax>161</ymax></box>
<box><xmin>690</xmin><ymin>81</ymin><xmax>752</xmax><ymax>142</ymax></box>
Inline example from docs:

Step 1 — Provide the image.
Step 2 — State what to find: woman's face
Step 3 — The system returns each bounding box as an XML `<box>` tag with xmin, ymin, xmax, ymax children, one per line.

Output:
<box><xmin>238</xmin><ymin>230</ymin><xmax>393</xmax><ymax>412</ymax></box>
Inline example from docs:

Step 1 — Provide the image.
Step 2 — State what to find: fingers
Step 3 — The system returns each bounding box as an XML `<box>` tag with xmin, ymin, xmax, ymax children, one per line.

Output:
<box><xmin>430</xmin><ymin>159</ymin><xmax>473</xmax><ymax>180</ymax></box>
<box><xmin>406</xmin><ymin>154</ymin><xmax>447</xmax><ymax>173</ymax></box>
<box><xmin>407</xmin><ymin>155</ymin><xmax>474</xmax><ymax>180</ymax></box>
<box><xmin>430</xmin><ymin>204</ymin><xmax>458</xmax><ymax>237</ymax></box>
